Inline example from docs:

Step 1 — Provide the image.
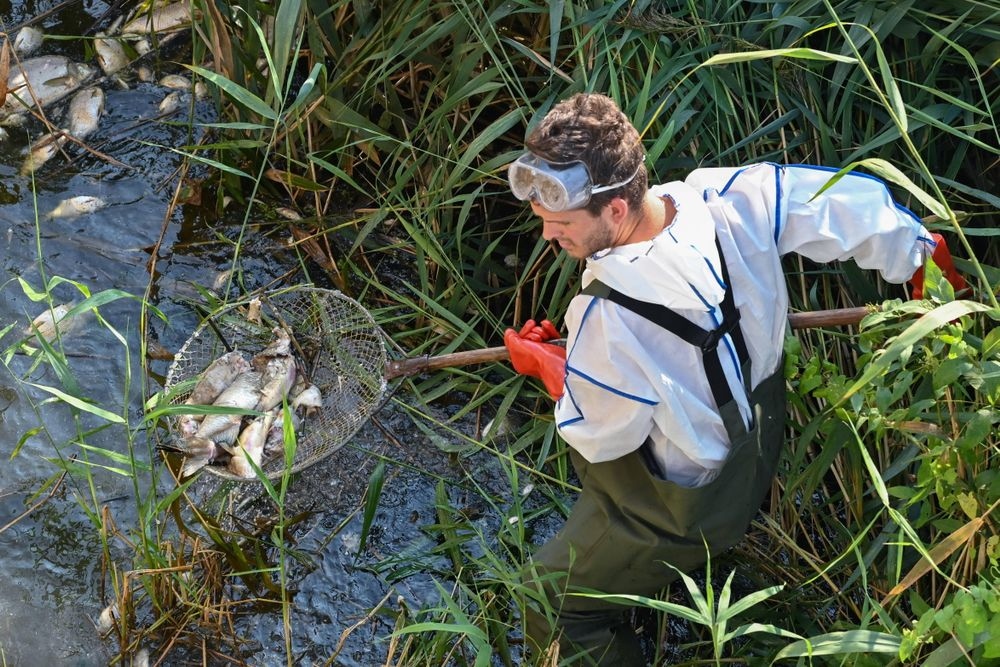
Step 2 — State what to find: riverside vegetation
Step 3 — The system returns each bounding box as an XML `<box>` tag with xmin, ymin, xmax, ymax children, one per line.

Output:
<box><xmin>2</xmin><ymin>0</ymin><xmax>998</xmax><ymax>665</ymax></box>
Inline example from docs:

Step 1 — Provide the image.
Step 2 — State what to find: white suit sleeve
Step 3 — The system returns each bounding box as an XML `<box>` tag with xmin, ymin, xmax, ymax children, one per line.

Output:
<box><xmin>687</xmin><ymin>163</ymin><xmax>936</xmax><ymax>284</ymax></box>
<box><xmin>775</xmin><ymin>164</ymin><xmax>935</xmax><ymax>283</ymax></box>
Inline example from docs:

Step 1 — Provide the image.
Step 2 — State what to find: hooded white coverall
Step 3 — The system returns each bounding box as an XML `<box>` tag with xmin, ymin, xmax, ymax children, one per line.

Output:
<box><xmin>525</xmin><ymin>163</ymin><xmax>936</xmax><ymax>665</ymax></box>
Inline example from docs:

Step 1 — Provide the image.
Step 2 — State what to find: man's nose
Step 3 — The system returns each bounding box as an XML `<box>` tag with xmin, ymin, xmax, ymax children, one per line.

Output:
<box><xmin>541</xmin><ymin>219</ymin><xmax>559</xmax><ymax>241</ymax></box>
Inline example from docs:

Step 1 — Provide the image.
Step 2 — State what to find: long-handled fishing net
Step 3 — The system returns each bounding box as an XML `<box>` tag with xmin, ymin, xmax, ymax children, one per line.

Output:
<box><xmin>163</xmin><ymin>285</ymin><xmax>510</xmax><ymax>482</ymax></box>
<box><xmin>164</xmin><ymin>284</ymin><xmax>874</xmax><ymax>483</ymax></box>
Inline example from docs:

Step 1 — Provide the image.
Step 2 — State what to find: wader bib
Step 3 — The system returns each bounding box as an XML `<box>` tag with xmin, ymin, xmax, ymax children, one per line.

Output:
<box><xmin>524</xmin><ymin>241</ymin><xmax>787</xmax><ymax>665</ymax></box>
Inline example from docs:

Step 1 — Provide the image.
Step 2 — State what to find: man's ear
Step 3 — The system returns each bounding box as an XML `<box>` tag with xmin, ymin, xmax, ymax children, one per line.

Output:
<box><xmin>606</xmin><ymin>196</ymin><xmax>630</xmax><ymax>225</ymax></box>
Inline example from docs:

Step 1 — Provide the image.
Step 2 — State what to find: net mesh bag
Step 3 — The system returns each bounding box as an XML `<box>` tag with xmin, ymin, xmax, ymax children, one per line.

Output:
<box><xmin>164</xmin><ymin>286</ymin><xmax>390</xmax><ymax>480</ymax></box>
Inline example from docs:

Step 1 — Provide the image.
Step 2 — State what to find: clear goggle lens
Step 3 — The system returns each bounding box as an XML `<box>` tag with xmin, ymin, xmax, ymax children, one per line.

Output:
<box><xmin>507</xmin><ymin>153</ymin><xmax>638</xmax><ymax>212</ymax></box>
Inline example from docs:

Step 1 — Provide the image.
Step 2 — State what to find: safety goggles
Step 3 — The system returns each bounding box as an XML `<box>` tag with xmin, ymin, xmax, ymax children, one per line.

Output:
<box><xmin>507</xmin><ymin>152</ymin><xmax>639</xmax><ymax>212</ymax></box>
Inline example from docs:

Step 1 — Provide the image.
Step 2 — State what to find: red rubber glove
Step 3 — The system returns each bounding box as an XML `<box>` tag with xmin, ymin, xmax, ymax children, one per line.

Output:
<box><xmin>504</xmin><ymin>319</ymin><xmax>566</xmax><ymax>400</ymax></box>
<box><xmin>910</xmin><ymin>233</ymin><xmax>969</xmax><ymax>299</ymax></box>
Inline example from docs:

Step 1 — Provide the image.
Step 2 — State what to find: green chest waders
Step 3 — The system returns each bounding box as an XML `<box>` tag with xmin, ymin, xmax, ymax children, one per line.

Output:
<box><xmin>523</xmin><ymin>241</ymin><xmax>787</xmax><ymax>665</ymax></box>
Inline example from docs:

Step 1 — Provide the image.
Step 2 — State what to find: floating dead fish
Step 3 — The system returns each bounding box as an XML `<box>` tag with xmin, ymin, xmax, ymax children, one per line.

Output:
<box><xmin>121</xmin><ymin>2</ymin><xmax>198</xmax><ymax>35</ymax></box>
<box><xmin>157</xmin><ymin>90</ymin><xmax>186</xmax><ymax>115</ymax></box>
<box><xmin>131</xmin><ymin>37</ymin><xmax>152</xmax><ymax>56</ymax></box>
<box><xmin>96</xmin><ymin>602</ymin><xmax>119</xmax><ymax>636</ymax></box>
<box><xmin>12</xmin><ymin>26</ymin><xmax>44</xmax><ymax>56</ymax></box>
<box><xmin>20</xmin><ymin>131</ymin><xmax>67</xmax><ymax>175</ymax></box>
<box><xmin>130</xmin><ymin>648</ymin><xmax>150</xmax><ymax>667</ymax></box>
<box><xmin>65</xmin><ymin>86</ymin><xmax>105</xmax><ymax>140</ymax></box>
<box><xmin>94</xmin><ymin>33</ymin><xmax>129</xmax><ymax>76</ymax></box>
<box><xmin>24</xmin><ymin>301</ymin><xmax>80</xmax><ymax>342</ymax></box>
<box><xmin>1</xmin><ymin>56</ymin><xmax>96</xmax><ymax>123</ymax></box>
<box><xmin>159</xmin><ymin>74</ymin><xmax>191</xmax><ymax>90</ymax></box>
<box><xmin>45</xmin><ymin>195</ymin><xmax>108</xmax><ymax>219</ymax></box>
<box><xmin>136</xmin><ymin>65</ymin><xmax>154</xmax><ymax>83</ymax></box>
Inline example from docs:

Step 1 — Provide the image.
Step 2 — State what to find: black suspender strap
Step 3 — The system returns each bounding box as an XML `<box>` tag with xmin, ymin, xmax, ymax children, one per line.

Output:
<box><xmin>714</xmin><ymin>238</ymin><xmax>750</xmax><ymax>369</ymax></box>
<box><xmin>581</xmin><ymin>238</ymin><xmax>750</xmax><ymax>414</ymax></box>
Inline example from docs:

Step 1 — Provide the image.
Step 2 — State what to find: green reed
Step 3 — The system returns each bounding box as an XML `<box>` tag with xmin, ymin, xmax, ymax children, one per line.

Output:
<box><xmin>174</xmin><ymin>0</ymin><xmax>999</xmax><ymax>663</ymax></box>
<box><xmin>4</xmin><ymin>0</ymin><xmax>996</xmax><ymax>663</ymax></box>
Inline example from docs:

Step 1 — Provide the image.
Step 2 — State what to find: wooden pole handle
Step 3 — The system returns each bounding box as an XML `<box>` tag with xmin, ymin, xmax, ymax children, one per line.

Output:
<box><xmin>385</xmin><ymin>305</ymin><xmax>875</xmax><ymax>380</ymax></box>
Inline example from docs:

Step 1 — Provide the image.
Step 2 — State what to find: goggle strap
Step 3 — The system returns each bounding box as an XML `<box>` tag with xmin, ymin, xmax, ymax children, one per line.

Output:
<box><xmin>590</xmin><ymin>162</ymin><xmax>642</xmax><ymax>194</ymax></box>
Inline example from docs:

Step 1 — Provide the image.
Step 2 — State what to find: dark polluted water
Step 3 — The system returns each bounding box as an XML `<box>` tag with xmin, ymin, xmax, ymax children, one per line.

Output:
<box><xmin>0</xmin><ymin>2</ymin><xmax>542</xmax><ymax>666</ymax></box>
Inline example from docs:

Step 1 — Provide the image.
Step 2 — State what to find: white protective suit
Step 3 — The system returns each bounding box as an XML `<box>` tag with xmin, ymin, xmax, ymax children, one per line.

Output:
<box><xmin>554</xmin><ymin>163</ymin><xmax>937</xmax><ymax>487</ymax></box>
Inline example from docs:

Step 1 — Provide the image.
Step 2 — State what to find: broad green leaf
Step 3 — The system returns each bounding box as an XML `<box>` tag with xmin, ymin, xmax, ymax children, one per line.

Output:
<box><xmin>837</xmin><ymin>300</ymin><xmax>995</xmax><ymax>405</ymax></box>
<box><xmin>286</xmin><ymin>62</ymin><xmax>325</xmax><ymax>115</ymax></box>
<box><xmin>875</xmin><ymin>40</ymin><xmax>907</xmax><ymax>132</ymax></box>
<box><xmin>184</xmin><ymin>64</ymin><xmax>277</xmax><ymax>120</ymax></box>
<box><xmin>392</xmin><ymin>621</ymin><xmax>488</xmax><ymax>641</ymax></box>
<box><xmin>718</xmin><ymin>583</ymin><xmax>785</xmax><ymax>622</ymax></box>
<box><xmin>771</xmin><ymin>630</ymin><xmax>901</xmax><ymax>662</ymax></box>
<box><xmin>271</xmin><ymin>0</ymin><xmax>303</xmax><ymax>96</ymax></box>
<box><xmin>568</xmin><ymin>591</ymin><xmax>707</xmax><ymax>625</ymax></box>
<box><xmin>357</xmin><ymin>461</ymin><xmax>385</xmax><ymax>559</ymax></box>
<box><xmin>26</xmin><ymin>382</ymin><xmax>125</xmax><ymax>423</ymax></box>
<box><xmin>701</xmin><ymin>47</ymin><xmax>857</xmax><ymax>66</ymax></box>
<box><xmin>848</xmin><ymin>158</ymin><xmax>948</xmax><ymax>219</ymax></box>
<box><xmin>151</xmin><ymin>143</ymin><xmax>252</xmax><ymax>178</ymax></box>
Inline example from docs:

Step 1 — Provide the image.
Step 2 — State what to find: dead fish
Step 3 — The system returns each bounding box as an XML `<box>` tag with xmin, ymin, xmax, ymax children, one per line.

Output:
<box><xmin>184</xmin><ymin>350</ymin><xmax>252</xmax><ymax>406</ymax></box>
<box><xmin>158</xmin><ymin>435</ymin><xmax>224</xmax><ymax>477</ymax></box>
<box><xmin>195</xmin><ymin>371</ymin><xmax>262</xmax><ymax>443</ymax></box>
<box><xmin>96</xmin><ymin>602</ymin><xmax>119</xmax><ymax>636</ymax></box>
<box><xmin>157</xmin><ymin>90</ymin><xmax>186</xmax><ymax>115</ymax></box>
<box><xmin>12</xmin><ymin>26</ymin><xmax>44</xmax><ymax>56</ymax></box>
<box><xmin>131</xmin><ymin>37</ymin><xmax>152</xmax><ymax>56</ymax></box>
<box><xmin>264</xmin><ymin>406</ymin><xmax>299</xmax><ymax>457</ymax></box>
<box><xmin>94</xmin><ymin>33</ymin><xmax>129</xmax><ymax>76</ymax></box>
<box><xmin>20</xmin><ymin>131</ymin><xmax>67</xmax><ymax>175</ymax></box>
<box><xmin>130</xmin><ymin>648</ymin><xmax>150</xmax><ymax>667</ymax></box>
<box><xmin>256</xmin><ymin>355</ymin><xmax>296</xmax><ymax>412</ymax></box>
<box><xmin>2</xmin><ymin>56</ymin><xmax>96</xmax><ymax>122</ymax></box>
<box><xmin>228</xmin><ymin>410</ymin><xmax>276</xmax><ymax>478</ymax></box>
<box><xmin>122</xmin><ymin>2</ymin><xmax>198</xmax><ymax>35</ymax></box>
<box><xmin>290</xmin><ymin>383</ymin><xmax>322</xmax><ymax>414</ymax></box>
<box><xmin>252</xmin><ymin>328</ymin><xmax>293</xmax><ymax>364</ymax></box>
<box><xmin>65</xmin><ymin>86</ymin><xmax>105</xmax><ymax>140</ymax></box>
<box><xmin>159</xmin><ymin>74</ymin><xmax>191</xmax><ymax>90</ymax></box>
<box><xmin>44</xmin><ymin>195</ymin><xmax>108</xmax><ymax>219</ymax></box>
<box><xmin>245</xmin><ymin>297</ymin><xmax>263</xmax><ymax>325</ymax></box>
<box><xmin>136</xmin><ymin>65</ymin><xmax>154</xmax><ymax>83</ymax></box>
<box><xmin>24</xmin><ymin>301</ymin><xmax>80</xmax><ymax>342</ymax></box>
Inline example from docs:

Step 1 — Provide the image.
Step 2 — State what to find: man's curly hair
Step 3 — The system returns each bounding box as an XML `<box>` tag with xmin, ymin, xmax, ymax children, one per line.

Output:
<box><xmin>525</xmin><ymin>93</ymin><xmax>647</xmax><ymax>215</ymax></box>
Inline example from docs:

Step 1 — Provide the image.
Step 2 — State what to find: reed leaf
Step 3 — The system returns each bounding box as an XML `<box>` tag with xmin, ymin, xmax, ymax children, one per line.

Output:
<box><xmin>771</xmin><ymin>629</ymin><xmax>901</xmax><ymax>661</ymax></box>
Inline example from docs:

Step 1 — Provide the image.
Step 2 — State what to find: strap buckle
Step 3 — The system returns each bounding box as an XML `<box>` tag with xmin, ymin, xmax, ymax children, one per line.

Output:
<box><xmin>699</xmin><ymin>312</ymin><xmax>742</xmax><ymax>353</ymax></box>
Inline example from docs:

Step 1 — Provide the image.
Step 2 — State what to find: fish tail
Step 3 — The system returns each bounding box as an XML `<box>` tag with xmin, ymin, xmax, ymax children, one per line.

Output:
<box><xmin>180</xmin><ymin>456</ymin><xmax>210</xmax><ymax>478</ymax></box>
<box><xmin>157</xmin><ymin>435</ymin><xmax>216</xmax><ymax>458</ymax></box>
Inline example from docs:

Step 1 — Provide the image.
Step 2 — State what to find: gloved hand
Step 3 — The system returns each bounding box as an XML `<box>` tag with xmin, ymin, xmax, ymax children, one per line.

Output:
<box><xmin>910</xmin><ymin>233</ymin><xmax>969</xmax><ymax>299</ymax></box>
<box><xmin>504</xmin><ymin>319</ymin><xmax>566</xmax><ymax>400</ymax></box>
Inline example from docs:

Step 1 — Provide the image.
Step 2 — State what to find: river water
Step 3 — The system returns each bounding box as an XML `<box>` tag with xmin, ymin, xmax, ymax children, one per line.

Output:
<box><xmin>0</xmin><ymin>2</ymin><xmax>530</xmax><ymax>665</ymax></box>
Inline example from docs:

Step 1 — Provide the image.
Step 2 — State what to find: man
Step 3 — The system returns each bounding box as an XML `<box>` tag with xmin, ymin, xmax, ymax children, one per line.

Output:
<box><xmin>503</xmin><ymin>93</ymin><xmax>966</xmax><ymax>665</ymax></box>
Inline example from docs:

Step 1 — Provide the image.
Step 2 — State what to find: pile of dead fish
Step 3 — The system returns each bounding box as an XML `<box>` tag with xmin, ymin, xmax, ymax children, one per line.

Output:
<box><xmin>1</xmin><ymin>1</ymin><xmax>206</xmax><ymax>176</ymax></box>
<box><xmin>167</xmin><ymin>328</ymin><xmax>323</xmax><ymax>479</ymax></box>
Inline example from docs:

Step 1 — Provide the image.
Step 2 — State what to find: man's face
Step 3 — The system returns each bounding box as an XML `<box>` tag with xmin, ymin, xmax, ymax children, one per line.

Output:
<box><xmin>531</xmin><ymin>201</ymin><xmax>615</xmax><ymax>259</ymax></box>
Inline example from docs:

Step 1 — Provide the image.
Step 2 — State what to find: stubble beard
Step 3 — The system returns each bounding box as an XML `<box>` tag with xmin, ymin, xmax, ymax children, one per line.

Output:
<box><xmin>563</xmin><ymin>217</ymin><xmax>616</xmax><ymax>259</ymax></box>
